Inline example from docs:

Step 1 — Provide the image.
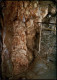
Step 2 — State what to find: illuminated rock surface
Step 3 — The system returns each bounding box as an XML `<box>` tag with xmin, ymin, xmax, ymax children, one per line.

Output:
<box><xmin>0</xmin><ymin>1</ymin><xmax>56</xmax><ymax>79</ymax></box>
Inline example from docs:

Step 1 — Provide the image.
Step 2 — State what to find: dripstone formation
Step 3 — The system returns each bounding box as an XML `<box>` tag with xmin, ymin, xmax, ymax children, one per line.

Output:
<box><xmin>0</xmin><ymin>1</ymin><xmax>51</xmax><ymax>79</ymax></box>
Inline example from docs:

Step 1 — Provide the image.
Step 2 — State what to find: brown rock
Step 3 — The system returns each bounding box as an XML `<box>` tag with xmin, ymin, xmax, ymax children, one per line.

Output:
<box><xmin>0</xmin><ymin>1</ymin><xmax>49</xmax><ymax>79</ymax></box>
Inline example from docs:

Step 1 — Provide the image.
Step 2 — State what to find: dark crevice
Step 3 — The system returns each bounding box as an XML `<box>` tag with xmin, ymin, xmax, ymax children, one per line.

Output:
<box><xmin>35</xmin><ymin>32</ymin><xmax>40</xmax><ymax>50</ymax></box>
<box><xmin>0</xmin><ymin>3</ymin><xmax>4</xmax><ymax>20</ymax></box>
<box><xmin>33</xmin><ymin>32</ymin><xmax>40</xmax><ymax>58</ymax></box>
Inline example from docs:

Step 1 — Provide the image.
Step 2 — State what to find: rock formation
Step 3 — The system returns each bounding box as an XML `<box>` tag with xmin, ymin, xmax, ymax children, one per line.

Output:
<box><xmin>0</xmin><ymin>1</ymin><xmax>55</xmax><ymax>79</ymax></box>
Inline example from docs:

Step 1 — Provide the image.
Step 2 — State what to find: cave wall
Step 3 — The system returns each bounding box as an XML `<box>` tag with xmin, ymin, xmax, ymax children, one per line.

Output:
<box><xmin>0</xmin><ymin>1</ymin><xmax>56</xmax><ymax>79</ymax></box>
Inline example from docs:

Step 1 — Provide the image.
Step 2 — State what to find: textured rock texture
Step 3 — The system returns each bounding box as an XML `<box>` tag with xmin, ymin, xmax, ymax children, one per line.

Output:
<box><xmin>0</xmin><ymin>1</ymin><xmax>52</xmax><ymax>79</ymax></box>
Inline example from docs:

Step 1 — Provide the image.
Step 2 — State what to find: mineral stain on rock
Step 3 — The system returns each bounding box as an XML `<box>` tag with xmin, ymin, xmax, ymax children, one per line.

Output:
<box><xmin>0</xmin><ymin>1</ymin><xmax>56</xmax><ymax>80</ymax></box>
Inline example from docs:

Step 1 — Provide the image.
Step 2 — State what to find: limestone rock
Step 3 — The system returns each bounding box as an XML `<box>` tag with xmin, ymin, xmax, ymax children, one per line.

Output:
<box><xmin>0</xmin><ymin>1</ymin><xmax>49</xmax><ymax>79</ymax></box>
